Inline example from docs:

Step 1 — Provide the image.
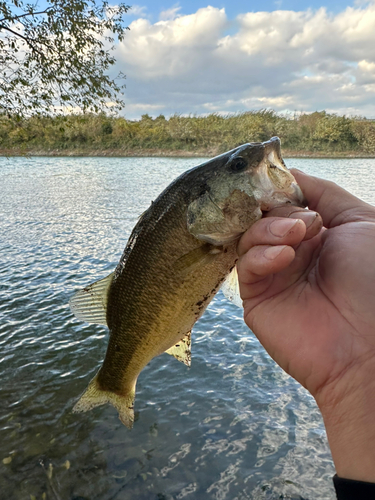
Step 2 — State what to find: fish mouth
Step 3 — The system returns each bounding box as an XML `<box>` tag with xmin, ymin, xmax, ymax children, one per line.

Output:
<box><xmin>260</xmin><ymin>202</ymin><xmax>291</xmax><ymax>215</ymax></box>
<box><xmin>259</xmin><ymin>184</ymin><xmax>307</xmax><ymax>214</ymax></box>
<box><xmin>252</xmin><ymin>137</ymin><xmax>307</xmax><ymax>212</ymax></box>
<box><xmin>286</xmin><ymin>181</ymin><xmax>307</xmax><ymax>208</ymax></box>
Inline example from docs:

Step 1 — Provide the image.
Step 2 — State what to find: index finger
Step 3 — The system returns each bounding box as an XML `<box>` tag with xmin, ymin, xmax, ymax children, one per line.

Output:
<box><xmin>291</xmin><ymin>169</ymin><xmax>375</xmax><ymax>228</ymax></box>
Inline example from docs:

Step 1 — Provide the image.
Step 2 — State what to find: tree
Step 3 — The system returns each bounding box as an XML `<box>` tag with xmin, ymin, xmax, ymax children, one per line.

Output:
<box><xmin>0</xmin><ymin>0</ymin><xmax>130</xmax><ymax>116</ymax></box>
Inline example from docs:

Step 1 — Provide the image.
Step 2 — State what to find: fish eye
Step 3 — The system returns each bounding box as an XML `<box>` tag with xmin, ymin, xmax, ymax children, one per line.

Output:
<box><xmin>229</xmin><ymin>157</ymin><xmax>248</xmax><ymax>172</ymax></box>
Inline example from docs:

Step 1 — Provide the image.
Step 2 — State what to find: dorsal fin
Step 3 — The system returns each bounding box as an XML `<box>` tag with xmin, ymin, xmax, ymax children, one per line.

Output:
<box><xmin>165</xmin><ymin>331</ymin><xmax>191</xmax><ymax>366</ymax></box>
<box><xmin>69</xmin><ymin>272</ymin><xmax>114</xmax><ymax>325</ymax></box>
<box><xmin>221</xmin><ymin>266</ymin><xmax>243</xmax><ymax>308</ymax></box>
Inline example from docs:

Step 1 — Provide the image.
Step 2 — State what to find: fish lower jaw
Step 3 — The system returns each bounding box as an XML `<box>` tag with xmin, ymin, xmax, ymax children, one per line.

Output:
<box><xmin>259</xmin><ymin>192</ymin><xmax>305</xmax><ymax>213</ymax></box>
<box><xmin>260</xmin><ymin>200</ymin><xmax>293</xmax><ymax>213</ymax></box>
<box><xmin>195</xmin><ymin>232</ymin><xmax>242</xmax><ymax>246</ymax></box>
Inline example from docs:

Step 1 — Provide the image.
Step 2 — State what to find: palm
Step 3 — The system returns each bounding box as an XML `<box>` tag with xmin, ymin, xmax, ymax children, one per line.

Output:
<box><xmin>239</xmin><ymin>173</ymin><xmax>375</xmax><ymax>403</ymax></box>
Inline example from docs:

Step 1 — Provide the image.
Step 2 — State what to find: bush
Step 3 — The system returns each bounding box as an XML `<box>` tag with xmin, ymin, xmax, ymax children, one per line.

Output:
<box><xmin>0</xmin><ymin>111</ymin><xmax>374</xmax><ymax>155</ymax></box>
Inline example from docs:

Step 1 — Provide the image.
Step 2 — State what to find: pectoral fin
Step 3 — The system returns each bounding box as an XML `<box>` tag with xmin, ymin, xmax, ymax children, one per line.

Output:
<box><xmin>69</xmin><ymin>272</ymin><xmax>114</xmax><ymax>326</ymax></box>
<box><xmin>165</xmin><ymin>331</ymin><xmax>191</xmax><ymax>366</ymax></box>
<box><xmin>221</xmin><ymin>266</ymin><xmax>243</xmax><ymax>308</ymax></box>
<box><xmin>174</xmin><ymin>244</ymin><xmax>222</xmax><ymax>274</ymax></box>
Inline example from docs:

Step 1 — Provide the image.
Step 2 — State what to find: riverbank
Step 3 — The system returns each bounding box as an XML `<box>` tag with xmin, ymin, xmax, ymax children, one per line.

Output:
<box><xmin>1</xmin><ymin>110</ymin><xmax>375</xmax><ymax>158</ymax></box>
<box><xmin>1</xmin><ymin>146</ymin><xmax>374</xmax><ymax>158</ymax></box>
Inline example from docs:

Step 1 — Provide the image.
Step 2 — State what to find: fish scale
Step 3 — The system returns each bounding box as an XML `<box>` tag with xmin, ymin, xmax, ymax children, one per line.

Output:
<box><xmin>69</xmin><ymin>137</ymin><xmax>305</xmax><ymax>427</ymax></box>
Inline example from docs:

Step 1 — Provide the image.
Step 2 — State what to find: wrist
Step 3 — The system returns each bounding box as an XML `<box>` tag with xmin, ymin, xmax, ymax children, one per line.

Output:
<box><xmin>316</xmin><ymin>360</ymin><xmax>375</xmax><ymax>482</ymax></box>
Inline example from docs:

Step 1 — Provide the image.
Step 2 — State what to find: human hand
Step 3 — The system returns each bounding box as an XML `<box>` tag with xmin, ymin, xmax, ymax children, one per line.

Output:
<box><xmin>237</xmin><ymin>169</ymin><xmax>375</xmax><ymax>481</ymax></box>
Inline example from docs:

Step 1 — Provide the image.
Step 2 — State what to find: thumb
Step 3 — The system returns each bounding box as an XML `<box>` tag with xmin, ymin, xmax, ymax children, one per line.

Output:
<box><xmin>291</xmin><ymin>169</ymin><xmax>375</xmax><ymax>228</ymax></box>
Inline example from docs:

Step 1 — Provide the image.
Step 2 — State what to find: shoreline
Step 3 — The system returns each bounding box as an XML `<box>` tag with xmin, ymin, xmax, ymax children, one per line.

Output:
<box><xmin>1</xmin><ymin>148</ymin><xmax>374</xmax><ymax>159</ymax></box>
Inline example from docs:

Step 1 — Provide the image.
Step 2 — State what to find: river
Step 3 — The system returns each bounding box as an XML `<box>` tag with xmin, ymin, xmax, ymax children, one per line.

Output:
<box><xmin>1</xmin><ymin>155</ymin><xmax>375</xmax><ymax>500</ymax></box>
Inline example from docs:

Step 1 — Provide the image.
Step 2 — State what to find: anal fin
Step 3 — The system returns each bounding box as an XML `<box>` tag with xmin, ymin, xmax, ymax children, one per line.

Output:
<box><xmin>165</xmin><ymin>331</ymin><xmax>191</xmax><ymax>367</ymax></box>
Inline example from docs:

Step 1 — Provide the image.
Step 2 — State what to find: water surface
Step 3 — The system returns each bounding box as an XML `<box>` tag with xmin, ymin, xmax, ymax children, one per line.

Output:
<box><xmin>1</xmin><ymin>155</ymin><xmax>374</xmax><ymax>500</ymax></box>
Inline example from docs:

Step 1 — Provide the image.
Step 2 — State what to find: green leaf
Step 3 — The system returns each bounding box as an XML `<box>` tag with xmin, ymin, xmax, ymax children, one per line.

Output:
<box><xmin>0</xmin><ymin>0</ymin><xmax>130</xmax><ymax>116</ymax></box>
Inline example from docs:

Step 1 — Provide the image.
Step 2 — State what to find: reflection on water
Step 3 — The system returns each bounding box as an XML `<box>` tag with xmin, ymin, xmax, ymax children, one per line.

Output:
<box><xmin>1</xmin><ymin>155</ymin><xmax>374</xmax><ymax>499</ymax></box>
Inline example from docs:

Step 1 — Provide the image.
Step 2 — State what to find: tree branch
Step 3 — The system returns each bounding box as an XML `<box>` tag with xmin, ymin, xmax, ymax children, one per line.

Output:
<box><xmin>0</xmin><ymin>8</ymin><xmax>52</xmax><ymax>24</ymax></box>
<box><xmin>0</xmin><ymin>25</ymin><xmax>45</xmax><ymax>58</ymax></box>
<box><xmin>0</xmin><ymin>0</ymin><xmax>129</xmax><ymax>115</ymax></box>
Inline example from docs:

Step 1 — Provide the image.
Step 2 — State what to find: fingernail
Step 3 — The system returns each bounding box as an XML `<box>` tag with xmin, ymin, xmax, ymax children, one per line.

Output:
<box><xmin>291</xmin><ymin>168</ymin><xmax>305</xmax><ymax>175</ymax></box>
<box><xmin>293</xmin><ymin>211</ymin><xmax>318</xmax><ymax>228</ymax></box>
<box><xmin>264</xmin><ymin>245</ymin><xmax>286</xmax><ymax>260</ymax></box>
<box><xmin>270</xmin><ymin>218</ymin><xmax>298</xmax><ymax>237</ymax></box>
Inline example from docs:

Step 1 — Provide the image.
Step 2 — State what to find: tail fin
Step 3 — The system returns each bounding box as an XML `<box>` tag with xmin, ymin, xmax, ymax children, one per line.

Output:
<box><xmin>73</xmin><ymin>374</ymin><xmax>136</xmax><ymax>428</ymax></box>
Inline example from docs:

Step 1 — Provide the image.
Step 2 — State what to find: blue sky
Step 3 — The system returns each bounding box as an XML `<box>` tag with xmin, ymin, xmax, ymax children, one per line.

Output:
<box><xmin>127</xmin><ymin>1</ymin><xmax>361</xmax><ymax>20</ymax></box>
<box><xmin>108</xmin><ymin>1</ymin><xmax>375</xmax><ymax>119</ymax></box>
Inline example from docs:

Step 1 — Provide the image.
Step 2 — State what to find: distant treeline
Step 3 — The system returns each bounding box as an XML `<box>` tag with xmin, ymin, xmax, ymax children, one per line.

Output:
<box><xmin>1</xmin><ymin>110</ymin><xmax>375</xmax><ymax>156</ymax></box>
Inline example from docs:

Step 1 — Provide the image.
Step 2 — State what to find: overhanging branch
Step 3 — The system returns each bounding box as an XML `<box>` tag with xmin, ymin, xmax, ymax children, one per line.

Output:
<box><xmin>0</xmin><ymin>8</ymin><xmax>52</xmax><ymax>24</ymax></box>
<box><xmin>0</xmin><ymin>24</ymin><xmax>46</xmax><ymax>59</ymax></box>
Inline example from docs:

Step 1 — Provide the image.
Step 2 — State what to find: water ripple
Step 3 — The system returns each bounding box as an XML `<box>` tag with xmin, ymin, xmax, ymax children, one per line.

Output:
<box><xmin>1</xmin><ymin>155</ymin><xmax>371</xmax><ymax>499</ymax></box>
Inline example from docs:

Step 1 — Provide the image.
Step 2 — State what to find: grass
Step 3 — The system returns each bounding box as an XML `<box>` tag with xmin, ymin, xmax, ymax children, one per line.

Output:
<box><xmin>1</xmin><ymin>110</ymin><xmax>375</xmax><ymax>157</ymax></box>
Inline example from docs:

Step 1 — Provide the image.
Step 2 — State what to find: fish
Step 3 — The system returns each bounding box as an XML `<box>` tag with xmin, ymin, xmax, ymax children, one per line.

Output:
<box><xmin>69</xmin><ymin>137</ymin><xmax>305</xmax><ymax>428</ymax></box>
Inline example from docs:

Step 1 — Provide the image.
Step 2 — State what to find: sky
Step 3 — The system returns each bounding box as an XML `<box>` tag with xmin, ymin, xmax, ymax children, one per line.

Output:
<box><xmin>110</xmin><ymin>0</ymin><xmax>375</xmax><ymax>119</ymax></box>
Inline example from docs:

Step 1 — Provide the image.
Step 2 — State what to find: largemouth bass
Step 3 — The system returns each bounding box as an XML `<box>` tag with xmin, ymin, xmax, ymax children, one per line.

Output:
<box><xmin>70</xmin><ymin>137</ymin><xmax>305</xmax><ymax>427</ymax></box>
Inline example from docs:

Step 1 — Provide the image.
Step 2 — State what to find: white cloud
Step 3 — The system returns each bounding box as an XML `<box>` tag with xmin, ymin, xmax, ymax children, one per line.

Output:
<box><xmin>115</xmin><ymin>4</ymin><xmax>375</xmax><ymax>119</ymax></box>
<box><xmin>358</xmin><ymin>60</ymin><xmax>375</xmax><ymax>72</ymax></box>
<box><xmin>127</xmin><ymin>5</ymin><xmax>148</xmax><ymax>17</ymax></box>
<box><xmin>118</xmin><ymin>7</ymin><xmax>227</xmax><ymax>78</ymax></box>
<box><xmin>354</xmin><ymin>0</ymin><xmax>374</xmax><ymax>5</ymax></box>
<box><xmin>159</xmin><ymin>5</ymin><xmax>182</xmax><ymax>21</ymax></box>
